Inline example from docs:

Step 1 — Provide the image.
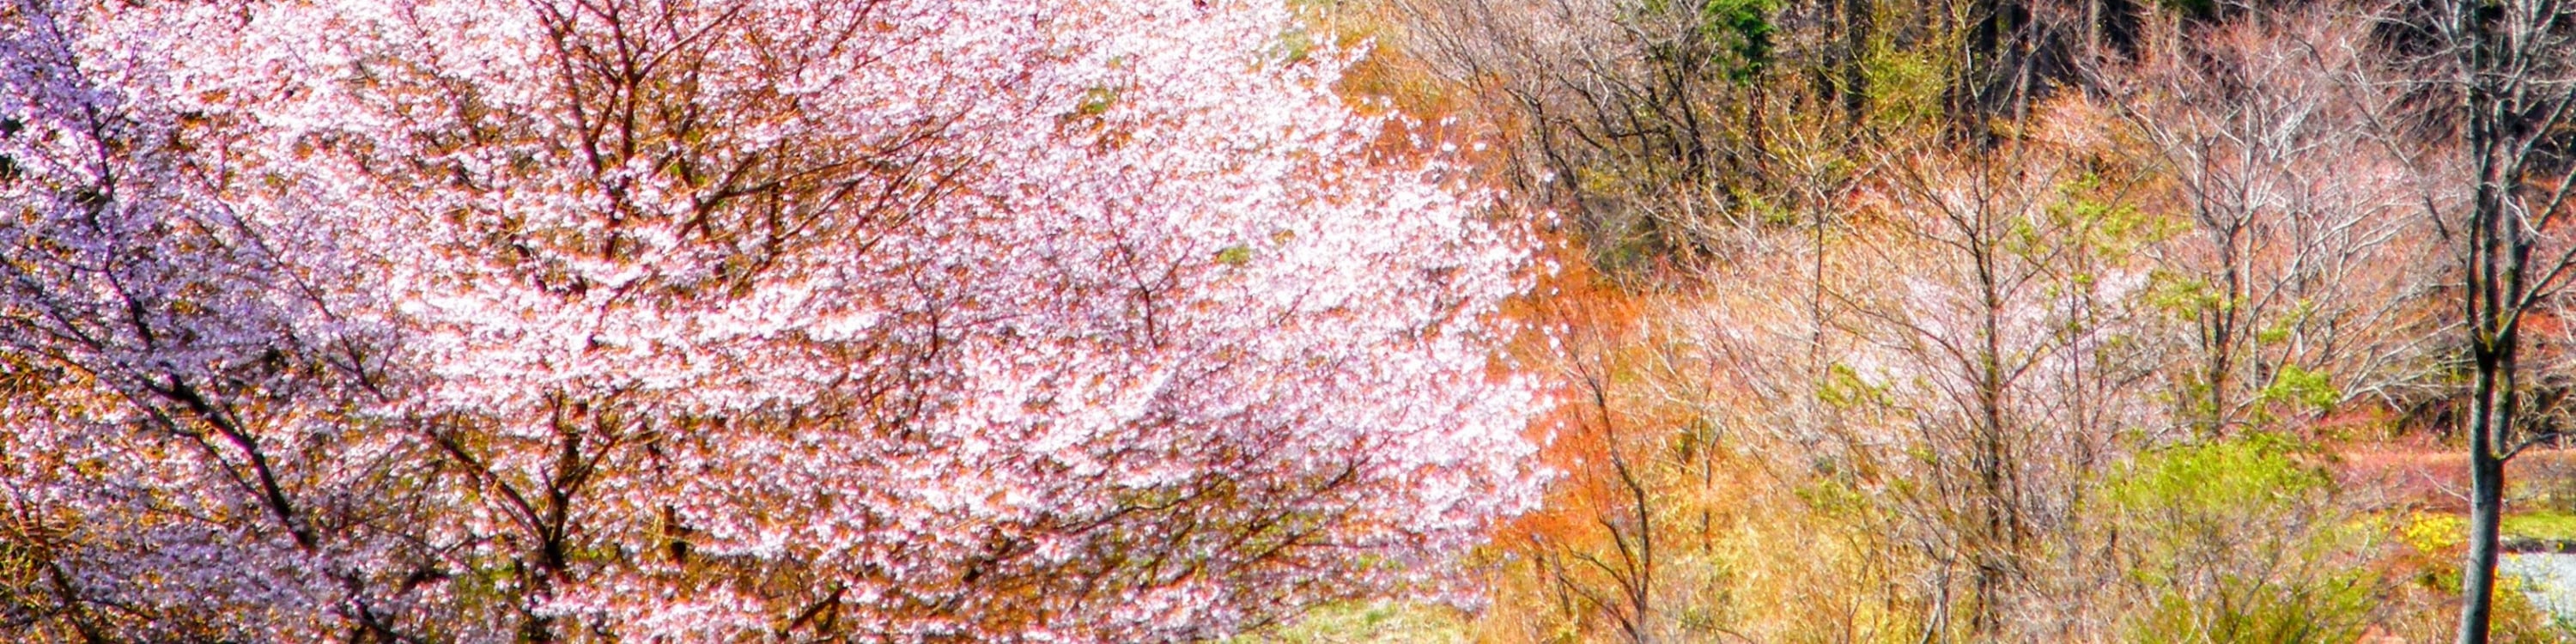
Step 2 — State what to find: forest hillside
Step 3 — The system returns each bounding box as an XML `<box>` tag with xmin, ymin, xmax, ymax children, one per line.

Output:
<box><xmin>1278</xmin><ymin>0</ymin><xmax>2576</xmax><ymax>641</ymax></box>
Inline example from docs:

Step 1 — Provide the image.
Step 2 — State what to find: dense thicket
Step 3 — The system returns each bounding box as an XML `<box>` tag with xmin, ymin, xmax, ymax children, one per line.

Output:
<box><xmin>1316</xmin><ymin>0</ymin><xmax>2576</xmax><ymax>641</ymax></box>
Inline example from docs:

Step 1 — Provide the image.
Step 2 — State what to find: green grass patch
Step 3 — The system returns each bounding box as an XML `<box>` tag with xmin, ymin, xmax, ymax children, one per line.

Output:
<box><xmin>1233</xmin><ymin>601</ymin><xmax>1467</xmax><ymax>644</ymax></box>
<box><xmin>2505</xmin><ymin>511</ymin><xmax>2576</xmax><ymax>541</ymax></box>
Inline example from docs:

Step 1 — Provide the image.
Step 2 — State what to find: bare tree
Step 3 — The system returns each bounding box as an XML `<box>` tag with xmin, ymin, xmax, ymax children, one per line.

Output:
<box><xmin>2391</xmin><ymin>0</ymin><xmax>2576</xmax><ymax>640</ymax></box>
<box><xmin>2112</xmin><ymin>5</ymin><xmax>2442</xmax><ymax>436</ymax></box>
<box><xmin>1389</xmin><ymin>0</ymin><xmax>1873</xmax><ymax>276</ymax></box>
<box><xmin>1829</xmin><ymin>120</ymin><xmax>2166</xmax><ymax>640</ymax></box>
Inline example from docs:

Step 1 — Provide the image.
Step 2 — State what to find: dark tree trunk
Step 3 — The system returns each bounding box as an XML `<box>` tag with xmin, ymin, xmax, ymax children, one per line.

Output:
<box><xmin>1841</xmin><ymin>0</ymin><xmax>1872</xmax><ymax>125</ymax></box>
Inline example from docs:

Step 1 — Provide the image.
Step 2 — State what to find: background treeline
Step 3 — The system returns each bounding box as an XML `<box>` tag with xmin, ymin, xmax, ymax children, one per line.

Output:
<box><xmin>1275</xmin><ymin>0</ymin><xmax>2576</xmax><ymax>641</ymax></box>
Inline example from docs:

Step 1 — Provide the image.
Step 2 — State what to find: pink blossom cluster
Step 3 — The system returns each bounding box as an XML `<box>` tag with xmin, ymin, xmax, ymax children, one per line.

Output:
<box><xmin>0</xmin><ymin>0</ymin><xmax>1540</xmax><ymax>640</ymax></box>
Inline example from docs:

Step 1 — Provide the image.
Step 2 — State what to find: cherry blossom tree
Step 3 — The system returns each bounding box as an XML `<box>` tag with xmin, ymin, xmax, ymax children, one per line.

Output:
<box><xmin>0</xmin><ymin>0</ymin><xmax>1541</xmax><ymax>641</ymax></box>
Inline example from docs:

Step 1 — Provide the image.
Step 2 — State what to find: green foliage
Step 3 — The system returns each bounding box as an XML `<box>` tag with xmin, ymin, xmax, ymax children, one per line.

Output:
<box><xmin>1071</xmin><ymin>86</ymin><xmax>1120</xmax><ymax>118</ymax></box>
<box><xmin>1273</xmin><ymin>24</ymin><xmax>1317</xmax><ymax>64</ymax></box>
<box><xmin>1798</xmin><ymin>476</ymin><xmax>1874</xmax><ymax>519</ymax></box>
<box><xmin>2127</xmin><ymin>570</ymin><xmax>2378</xmax><ymax>644</ymax></box>
<box><xmin>2099</xmin><ymin>434</ymin><xmax>2381</xmax><ymax>644</ymax></box>
<box><xmin>1624</xmin><ymin>0</ymin><xmax>1779</xmax><ymax>84</ymax></box>
<box><xmin>2043</xmin><ymin>172</ymin><xmax>2173</xmax><ymax>261</ymax></box>
<box><xmin>1214</xmin><ymin>245</ymin><xmax>1255</xmax><ymax>266</ymax></box>
<box><xmin>2143</xmin><ymin>270</ymin><xmax>2226</xmax><ymax>320</ymax></box>
<box><xmin>2506</xmin><ymin>512</ymin><xmax>2576</xmax><ymax>542</ymax></box>
<box><xmin>1696</xmin><ymin>0</ymin><xmax>1778</xmax><ymax>83</ymax></box>
<box><xmin>1860</xmin><ymin>44</ymin><xmax>1944</xmax><ymax>127</ymax></box>
<box><xmin>2102</xmin><ymin>433</ymin><xmax>2329</xmax><ymax>520</ymax></box>
<box><xmin>2257</xmin><ymin>363</ymin><xmax>2342</xmax><ymax>413</ymax></box>
<box><xmin>1816</xmin><ymin>362</ymin><xmax>1888</xmax><ymax>409</ymax></box>
<box><xmin>2253</xmin><ymin>300</ymin><xmax>2318</xmax><ymax>347</ymax></box>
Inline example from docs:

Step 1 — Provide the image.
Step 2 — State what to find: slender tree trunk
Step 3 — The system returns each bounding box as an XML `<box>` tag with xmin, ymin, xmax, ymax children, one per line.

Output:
<box><xmin>1841</xmin><ymin>0</ymin><xmax>1871</xmax><ymax>125</ymax></box>
<box><xmin>2460</xmin><ymin>421</ymin><xmax>2503</xmax><ymax>644</ymax></box>
<box><xmin>1968</xmin><ymin>220</ymin><xmax>2015</xmax><ymax>640</ymax></box>
<box><xmin>2455</xmin><ymin>92</ymin><xmax>2533</xmax><ymax>640</ymax></box>
<box><xmin>2461</xmin><ymin>308</ymin><xmax>2512</xmax><ymax>644</ymax></box>
<box><xmin>2459</xmin><ymin>171</ymin><xmax>2529</xmax><ymax>641</ymax></box>
<box><xmin>2456</xmin><ymin>210</ymin><xmax>2509</xmax><ymax>644</ymax></box>
<box><xmin>2453</xmin><ymin>282</ymin><xmax>2513</xmax><ymax>629</ymax></box>
<box><xmin>2455</xmin><ymin>5</ymin><xmax>2512</xmax><ymax>636</ymax></box>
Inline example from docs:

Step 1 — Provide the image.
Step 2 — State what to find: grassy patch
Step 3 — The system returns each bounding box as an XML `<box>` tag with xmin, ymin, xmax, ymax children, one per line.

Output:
<box><xmin>2505</xmin><ymin>511</ymin><xmax>2576</xmax><ymax>541</ymax></box>
<box><xmin>1235</xmin><ymin>601</ymin><xmax>1467</xmax><ymax>644</ymax></box>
